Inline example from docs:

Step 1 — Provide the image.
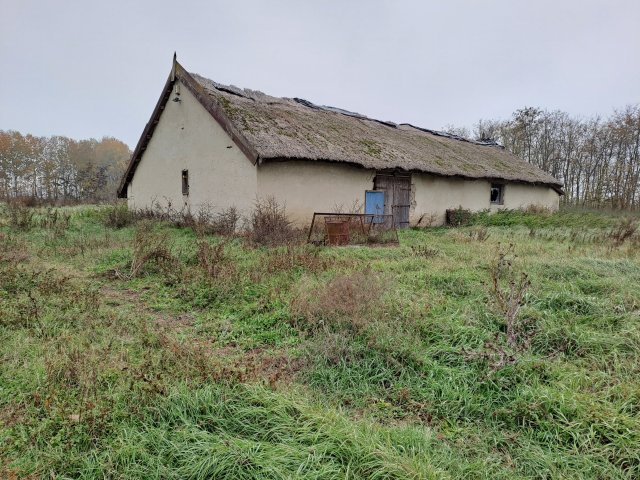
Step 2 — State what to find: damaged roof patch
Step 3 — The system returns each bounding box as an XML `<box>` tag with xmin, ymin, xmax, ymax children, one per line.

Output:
<box><xmin>117</xmin><ymin>61</ymin><xmax>563</xmax><ymax>198</ymax></box>
<box><xmin>190</xmin><ymin>71</ymin><xmax>562</xmax><ymax>189</ymax></box>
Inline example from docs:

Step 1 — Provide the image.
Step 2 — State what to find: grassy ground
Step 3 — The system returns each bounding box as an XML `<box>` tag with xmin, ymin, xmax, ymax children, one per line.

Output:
<box><xmin>1</xmin><ymin>204</ymin><xmax>639</xmax><ymax>479</ymax></box>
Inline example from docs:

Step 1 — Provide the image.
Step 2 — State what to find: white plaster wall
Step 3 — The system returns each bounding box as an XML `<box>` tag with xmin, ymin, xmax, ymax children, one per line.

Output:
<box><xmin>411</xmin><ymin>175</ymin><xmax>490</xmax><ymax>225</ymax></box>
<box><xmin>257</xmin><ymin>163</ymin><xmax>560</xmax><ymax>227</ymax></box>
<box><xmin>411</xmin><ymin>174</ymin><xmax>560</xmax><ymax>226</ymax></box>
<box><xmin>127</xmin><ymin>80</ymin><xmax>257</xmax><ymax>216</ymax></box>
<box><xmin>126</xmin><ymin>86</ymin><xmax>559</xmax><ymax>227</ymax></box>
<box><xmin>497</xmin><ymin>183</ymin><xmax>560</xmax><ymax>211</ymax></box>
<box><xmin>257</xmin><ymin>161</ymin><xmax>375</xmax><ymax>225</ymax></box>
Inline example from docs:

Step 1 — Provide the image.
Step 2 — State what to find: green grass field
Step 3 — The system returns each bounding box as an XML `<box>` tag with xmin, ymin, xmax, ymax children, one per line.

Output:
<box><xmin>1</xmin><ymin>204</ymin><xmax>639</xmax><ymax>479</ymax></box>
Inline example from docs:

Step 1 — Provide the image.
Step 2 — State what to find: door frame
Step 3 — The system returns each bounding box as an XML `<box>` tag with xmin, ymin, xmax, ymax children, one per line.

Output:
<box><xmin>373</xmin><ymin>172</ymin><xmax>411</xmax><ymax>228</ymax></box>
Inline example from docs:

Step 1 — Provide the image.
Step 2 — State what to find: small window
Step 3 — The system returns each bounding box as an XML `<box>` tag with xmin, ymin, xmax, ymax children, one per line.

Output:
<box><xmin>181</xmin><ymin>169</ymin><xmax>189</xmax><ymax>196</ymax></box>
<box><xmin>490</xmin><ymin>184</ymin><xmax>504</xmax><ymax>205</ymax></box>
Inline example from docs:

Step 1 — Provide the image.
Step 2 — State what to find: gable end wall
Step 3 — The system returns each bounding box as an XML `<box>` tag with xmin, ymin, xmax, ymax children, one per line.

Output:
<box><xmin>127</xmin><ymin>79</ymin><xmax>257</xmax><ymax>215</ymax></box>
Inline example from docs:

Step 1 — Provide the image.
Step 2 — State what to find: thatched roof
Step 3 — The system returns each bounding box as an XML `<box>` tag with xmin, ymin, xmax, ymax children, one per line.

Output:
<box><xmin>118</xmin><ymin>60</ymin><xmax>562</xmax><ymax>197</ymax></box>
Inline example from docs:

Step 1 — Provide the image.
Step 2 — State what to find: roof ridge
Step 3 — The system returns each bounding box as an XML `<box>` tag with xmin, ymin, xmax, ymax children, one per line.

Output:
<box><xmin>195</xmin><ymin>72</ymin><xmax>504</xmax><ymax>149</ymax></box>
<box><xmin>117</xmin><ymin>60</ymin><xmax>563</xmax><ymax>199</ymax></box>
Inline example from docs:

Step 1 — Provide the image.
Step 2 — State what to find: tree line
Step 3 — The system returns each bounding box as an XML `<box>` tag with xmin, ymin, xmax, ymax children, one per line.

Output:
<box><xmin>445</xmin><ymin>104</ymin><xmax>640</xmax><ymax>209</ymax></box>
<box><xmin>0</xmin><ymin>130</ymin><xmax>130</xmax><ymax>203</ymax></box>
<box><xmin>3</xmin><ymin>103</ymin><xmax>640</xmax><ymax>209</ymax></box>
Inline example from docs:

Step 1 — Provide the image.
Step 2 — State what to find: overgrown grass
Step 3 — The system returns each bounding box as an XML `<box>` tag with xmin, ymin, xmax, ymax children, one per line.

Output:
<box><xmin>1</xmin><ymin>204</ymin><xmax>640</xmax><ymax>479</ymax></box>
<box><xmin>470</xmin><ymin>206</ymin><xmax>640</xmax><ymax>229</ymax></box>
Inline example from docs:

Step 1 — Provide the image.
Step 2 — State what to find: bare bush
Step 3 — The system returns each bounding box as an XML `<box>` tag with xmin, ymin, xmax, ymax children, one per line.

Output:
<box><xmin>39</xmin><ymin>207</ymin><xmax>71</xmax><ymax>235</ymax></box>
<box><xmin>629</xmin><ymin>235</ymin><xmax>640</xmax><ymax>257</ymax></box>
<box><xmin>126</xmin><ymin>200</ymin><xmax>241</xmax><ymax>237</ymax></box>
<box><xmin>468</xmin><ymin>226</ymin><xmax>490</xmax><ymax>242</ymax></box>
<box><xmin>193</xmin><ymin>206</ymin><xmax>241</xmax><ymax>236</ymax></box>
<box><xmin>609</xmin><ymin>218</ymin><xmax>638</xmax><ymax>246</ymax></box>
<box><xmin>194</xmin><ymin>238</ymin><xmax>238</xmax><ymax>283</ymax></box>
<box><xmin>265</xmin><ymin>245</ymin><xmax>329</xmax><ymax>274</ymax></box>
<box><xmin>462</xmin><ymin>333</ymin><xmax>518</xmax><ymax>370</ymax></box>
<box><xmin>247</xmin><ymin>197</ymin><xmax>300</xmax><ymax>246</ymax></box>
<box><xmin>462</xmin><ymin>244</ymin><xmax>533</xmax><ymax>370</ymax></box>
<box><xmin>331</xmin><ymin>199</ymin><xmax>364</xmax><ymax>214</ymax></box>
<box><xmin>5</xmin><ymin>200</ymin><xmax>35</xmax><ymax>231</ymax></box>
<box><xmin>414</xmin><ymin>212</ymin><xmax>439</xmax><ymax>227</ymax></box>
<box><xmin>489</xmin><ymin>243</ymin><xmax>532</xmax><ymax>349</ymax></box>
<box><xmin>523</xmin><ymin>205</ymin><xmax>553</xmax><ymax>215</ymax></box>
<box><xmin>101</xmin><ymin>202</ymin><xmax>133</xmax><ymax>229</ymax></box>
<box><xmin>128</xmin><ymin>221</ymin><xmax>180</xmax><ymax>279</ymax></box>
<box><xmin>196</xmin><ymin>239</ymin><xmax>225</xmax><ymax>278</ymax></box>
<box><xmin>0</xmin><ymin>232</ymin><xmax>29</xmax><ymax>264</ymax></box>
<box><xmin>212</xmin><ymin>207</ymin><xmax>240</xmax><ymax>235</ymax></box>
<box><xmin>290</xmin><ymin>270</ymin><xmax>386</xmax><ymax>332</ymax></box>
<box><xmin>126</xmin><ymin>198</ymin><xmax>190</xmax><ymax>225</ymax></box>
<box><xmin>411</xmin><ymin>245</ymin><xmax>440</xmax><ymax>258</ymax></box>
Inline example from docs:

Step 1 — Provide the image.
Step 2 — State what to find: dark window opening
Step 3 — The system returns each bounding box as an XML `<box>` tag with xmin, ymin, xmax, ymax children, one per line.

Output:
<box><xmin>490</xmin><ymin>184</ymin><xmax>504</xmax><ymax>205</ymax></box>
<box><xmin>182</xmin><ymin>169</ymin><xmax>189</xmax><ymax>196</ymax></box>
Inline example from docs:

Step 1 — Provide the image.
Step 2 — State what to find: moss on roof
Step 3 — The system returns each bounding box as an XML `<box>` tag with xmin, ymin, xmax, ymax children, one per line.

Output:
<box><xmin>191</xmin><ymin>73</ymin><xmax>562</xmax><ymax>189</ymax></box>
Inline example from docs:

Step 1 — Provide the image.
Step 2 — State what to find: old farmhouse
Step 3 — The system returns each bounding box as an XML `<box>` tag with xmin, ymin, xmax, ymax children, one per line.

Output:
<box><xmin>118</xmin><ymin>56</ymin><xmax>563</xmax><ymax>226</ymax></box>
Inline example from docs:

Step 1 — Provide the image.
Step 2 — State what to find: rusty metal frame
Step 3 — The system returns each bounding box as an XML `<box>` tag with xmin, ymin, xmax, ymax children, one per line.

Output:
<box><xmin>307</xmin><ymin>212</ymin><xmax>399</xmax><ymax>245</ymax></box>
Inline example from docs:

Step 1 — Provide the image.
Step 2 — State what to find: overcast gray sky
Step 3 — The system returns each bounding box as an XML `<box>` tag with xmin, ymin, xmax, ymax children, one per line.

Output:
<box><xmin>1</xmin><ymin>0</ymin><xmax>639</xmax><ymax>148</ymax></box>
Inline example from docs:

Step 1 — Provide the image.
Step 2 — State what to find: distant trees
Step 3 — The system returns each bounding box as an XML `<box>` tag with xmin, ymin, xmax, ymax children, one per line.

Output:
<box><xmin>0</xmin><ymin>130</ymin><xmax>130</xmax><ymax>203</ymax></box>
<box><xmin>462</xmin><ymin>105</ymin><xmax>640</xmax><ymax>209</ymax></box>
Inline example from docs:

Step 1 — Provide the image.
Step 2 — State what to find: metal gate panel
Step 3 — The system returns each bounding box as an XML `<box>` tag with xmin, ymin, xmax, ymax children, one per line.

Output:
<box><xmin>365</xmin><ymin>190</ymin><xmax>385</xmax><ymax>223</ymax></box>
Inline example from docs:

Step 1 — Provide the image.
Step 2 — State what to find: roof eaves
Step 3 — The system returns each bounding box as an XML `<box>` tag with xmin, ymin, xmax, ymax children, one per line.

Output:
<box><xmin>176</xmin><ymin>64</ymin><xmax>259</xmax><ymax>165</ymax></box>
<box><xmin>117</xmin><ymin>73</ymin><xmax>174</xmax><ymax>198</ymax></box>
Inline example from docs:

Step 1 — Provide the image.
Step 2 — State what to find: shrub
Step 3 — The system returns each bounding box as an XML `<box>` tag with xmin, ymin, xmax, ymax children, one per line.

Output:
<box><xmin>39</xmin><ymin>207</ymin><xmax>71</xmax><ymax>235</ymax></box>
<box><xmin>101</xmin><ymin>202</ymin><xmax>134</xmax><ymax>229</ymax></box>
<box><xmin>211</xmin><ymin>206</ymin><xmax>241</xmax><ymax>235</ymax></box>
<box><xmin>468</xmin><ymin>225</ymin><xmax>490</xmax><ymax>242</ymax></box>
<box><xmin>193</xmin><ymin>206</ymin><xmax>241</xmax><ymax>236</ymax></box>
<box><xmin>609</xmin><ymin>217</ymin><xmax>638</xmax><ymax>246</ymax></box>
<box><xmin>0</xmin><ymin>232</ymin><xmax>28</xmax><ymax>264</ymax></box>
<box><xmin>413</xmin><ymin>212</ymin><xmax>439</xmax><ymax>227</ymax></box>
<box><xmin>523</xmin><ymin>204</ymin><xmax>553</xmax><ymax>215</ymax></box>
<box><xmin>411</xmin><ymin>245</ymin><xmax>440</xmax><ymax>258</ymax></box>
<box><xmin>265</xmin><ymin>245</ymin><xmax>329</xmax><ymax>274</ymax></box>
<box><xmin>128</xmin><ymin>221</ymin><xmax>180</xmax><ymax>279</ymax></box>
<box><xmin>5</xmin><ymin>199</ymin><xmax>35</xmax><ymax>230</ymax></box>
<box><xmin>446</xmin><ymin>206</ymin><xmax>472</xmax><ymax>226</ymax></box>
<box><xmin>247</xmin><ymin>197</ymin><xmax>299</xmax><ymax>246</ymax></box>
<box><xmin>488</xmin><ymin>243</ymin><xmax>532</xmax><ymax>349</ymax></box>
<box><xmin>194</xmin><ymin>238</ymin><xmax>238</xmax><ymax>283</ymax></box>
<box><xmin>290</xmin><ymin>270</ymin><xmax>386</xmax><ymax>332</ymax></box>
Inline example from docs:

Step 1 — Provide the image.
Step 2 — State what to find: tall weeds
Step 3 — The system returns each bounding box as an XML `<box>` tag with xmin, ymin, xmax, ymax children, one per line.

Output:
<box><xmin>290</xmin><ymin>270</ymin><xmax>386</xmax><ymax>333</ymax></box>
<box><xmin>489</xmin><ymin>243</ymin><xmax>532</xmax><ymax>349</ymax></box>
<box><xmin>128</xmin><ymin>221</ymin><xmax>180</xmax><ymax>279</ymax></box>
<box><xmin>609</xmin><ymin>217</ymin><xmax>638</xmax><ymax>246</ymax></box>
<box><xmin>247</xmin><ymin>197</ymin><xmax>299</xmax><ymax>246</ymax></box>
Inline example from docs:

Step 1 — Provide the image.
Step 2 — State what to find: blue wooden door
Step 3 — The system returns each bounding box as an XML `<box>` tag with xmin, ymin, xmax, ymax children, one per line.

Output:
<box><xmin>365</xmin><ymin>190</ymin><xmax>385</xmax><ymax>223</ymax></box>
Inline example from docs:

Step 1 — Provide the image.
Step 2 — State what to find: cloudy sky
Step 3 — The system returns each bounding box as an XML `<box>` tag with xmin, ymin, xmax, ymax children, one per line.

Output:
<box><xmin>1</xmin><ymin>0</ymin><xmax>638</xmax><ymax>148</ymax></box>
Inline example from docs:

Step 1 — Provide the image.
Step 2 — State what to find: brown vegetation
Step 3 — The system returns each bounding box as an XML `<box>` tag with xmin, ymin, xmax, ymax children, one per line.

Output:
<box><xmin>0</xmin><ymin>130</ymin><xmax>129</xmax><ymax>203</ymax></box>
<box><xmin>489</xmin><ymin>243</ymin><xmax>532</xmax><ymax>349</ymax></box>
<box><xmin>246</xmin><ymin>197</ymin><xmax>302</xmax><ymax>246</ymax></box>
<box><xmin>127</xmin><ymin>222</ymin><xmax>181</xmax><ymax>279</ymax></box>
<box><xmin>290</xmin><ymin>270</ymin><xmax>386</xmax><ymax>332</ymax></box>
